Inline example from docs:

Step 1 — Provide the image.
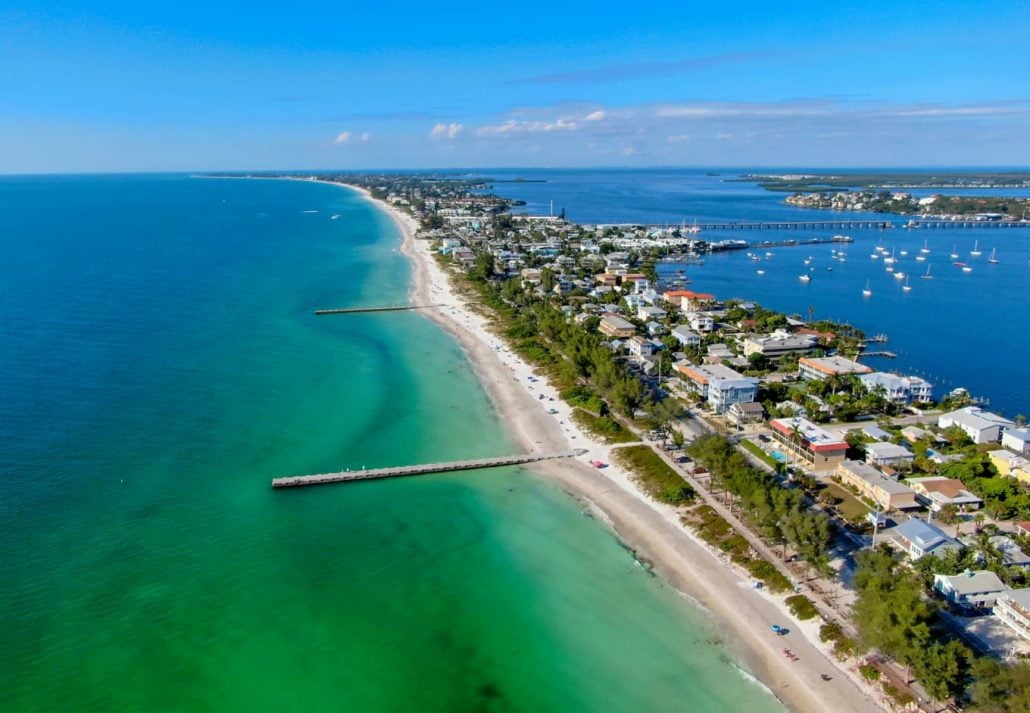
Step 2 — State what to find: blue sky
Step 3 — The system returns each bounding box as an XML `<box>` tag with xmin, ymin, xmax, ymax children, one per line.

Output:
<box><xmin>2</xmin><ymin>1</ymin><xmax>1029</xmax><ymax>172</ymax></box>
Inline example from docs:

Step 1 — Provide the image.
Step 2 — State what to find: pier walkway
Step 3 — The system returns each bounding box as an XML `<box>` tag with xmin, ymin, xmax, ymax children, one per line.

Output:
<box><xmin>272</xmin><ymin>449</ymin><xmax>587</xmax><ymax>488</ymax></box>
<box><xmin>637</xmin><ymin>219</ymin><xmax>1030</xmax><ymax>232</ymax></box>
<box><xmin>314</xmin><ymin>304</ymin><xmax>442</xmax><ymax>315</ymax></box>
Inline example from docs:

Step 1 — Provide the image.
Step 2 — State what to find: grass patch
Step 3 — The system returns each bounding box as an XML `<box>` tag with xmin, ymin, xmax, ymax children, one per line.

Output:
<box><xmin>821</xmin><ymin>481</ymin><xmax>871</xmax><ymax>522</ymax></box>
<box><xmin>819</xmin><ymin>622</ymin><xmax>861</xmax><ymax>661</ymax></box>
<box><xmin>613</xmin><ymin>445</ymin><xmax>696</xmax><ymax>505</ymax></box>
<box><xmin>740</xmin><ymin>439</ymin><xmax>782</xmax><ymax>470</ymax></box>
<box><xmin>572</xmin><ymin>408</ymin><xmax>637</xmax><ymax>444</ymax></box>
<box><xmin>682</xmin><ymin>505</ymin><xmax>792</xmax><ymax>592</ymax></box>
<box><xmin>785</xmin><ymin>594</ymin><xmax>819</xmax><ymax>621</ymax></box>
<box><xmin>560</xmin><ymin>385</ymin><xmax>606</xmax><ymax>414</ymax></box>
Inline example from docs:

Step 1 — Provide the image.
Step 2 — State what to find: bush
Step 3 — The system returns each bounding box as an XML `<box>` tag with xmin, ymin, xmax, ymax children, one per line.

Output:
<box><xmin>560</xmin><ymin>385</ymin><xmax>605</xmax><ymax>414</ymax></box>
<box><xmin>818</xmin><ymin>621</ymin><xmax>860</xmax><ymax>660</ymax></box>
<box><xmin>745</xmin><ymin>559</ymin><xmax>792</xmax><ymax>594</ymax></box>
<box><xmin>859</xmin><ymin>663</ymin><xmax>881</xmax><ymax>681</ymax></box>
<box><xmin>614</xmin><ymin>445</ymin><xmax>696</xmax><ymax>505</ymax></box>
<box><xmin>785</xmin><ymin>594</ymin><xmax>819</xmax><ymax>621</ymax></box>
<box><xmin>572</xmin><ymin>409</ymin><xmax>636</xmax><ymax>444</ymax></box>
<box><xmin>740</xmin><ymin>439</ymin><xmax>782</xmax><ymax>470</ymax></box>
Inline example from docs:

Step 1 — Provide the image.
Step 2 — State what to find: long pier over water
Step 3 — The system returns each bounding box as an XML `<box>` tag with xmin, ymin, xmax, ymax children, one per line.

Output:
<box><xmin>314</xmin><ymin>304</ymin><xmax>441</xmax><ymax>315</ymax></box>
<box><xmin>272</xmin><ymin>450</ymin><xmax>586</xmax><ymax>488</ymax></box>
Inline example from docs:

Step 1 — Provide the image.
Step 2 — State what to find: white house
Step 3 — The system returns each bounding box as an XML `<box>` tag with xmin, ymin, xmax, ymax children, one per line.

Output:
<box><xmin>908</xmin><ymin>476</ymin><xmax>983</xmax><ymax>512</ymax></box>
<box><xmin>687</xmin><ymin>312</ymin><xmax>715</xmax><ymax>333</ymax></box>
<box><xmin>859</xmin><ymin>372</ymin><xmax>934</xmax><ymax>404</ymax></box>
<box><xmin>1003</xmin><ymin>428</ymin><xmax>1030</xmax><ymax>456</ymax></box>
<box><xmin>671</xmin><ymin>325</ymin><xmax>702</xmax><ymax>348</ymax></box>
<box><xmin>864</xmin><ymin>441</ymin><xmax>915</xmax><ymax>468</ymax></box>
<box><xmin>637</xmin><ymin>305</ymin><xmax>667</xmax><ymax>322</ymax></box>
<box><xmin>674</xmin><ymin>362</ymin><xmax>758</xmax><ymax>414</ymax></box>
<box><xmin>933</xmin><ymin>571</ymin><xmax>1008</xmax><ymax>611</ymax></box>
<box><xmin>939</xmin><ymin>407</ymin><xmax>1014</xmax><ymax>444</ymax></box>
<box><xmin>995</xmin><ymin>589</ymin><xmax>1030</xmax><ymax>642</ymax></box>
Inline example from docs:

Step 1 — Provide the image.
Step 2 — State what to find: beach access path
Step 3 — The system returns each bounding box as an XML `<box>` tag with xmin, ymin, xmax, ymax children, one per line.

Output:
<box><xmin>342</xmin><ymin>182</ymin><xmax>891</xmax><ymax>713</ymax></box>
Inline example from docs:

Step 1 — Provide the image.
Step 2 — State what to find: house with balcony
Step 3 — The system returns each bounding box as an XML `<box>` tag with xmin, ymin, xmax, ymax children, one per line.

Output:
<box><xmin>598</xmin><ymin>314</ymin><xmax>636</xmax><ymax>338</ymax></box>
<box><xmin>864</xmin><ymin>441</ymin><xmax>915</xmax><ymax>469</ymax></box>
<box><xmin>742</xmin><ymin>332</ymin><xmax>818</xmax><ymax>362</ymax></box>
<box><xmin>835</xmin><ymin>460</ymin><xmax>919</xmax><ymax>511</ymax></box>
<box><xmin>671</xmin><ymin>325</ymin><xmax>701</xmax><ymax>348</ymax></box>
<box><xmin>769</xmin><ymin>417</ymin><xmax>848</xmax><ymax>471</ymax></box>
<box><xmin>675</xmin><ymin>362</ymin><xmax>758</xmax><ymax>414</ymax></box>
<box><xmin>728</xmin><ymin>401</ymin><xmax>765</xmax><ymax>428</ymax></box>
<box><xmin>628</xmin><ymin>335</ymin><xmax>661</xmax><ymax>360</ymax></box>
<box><xmin>858</xmin><ymin>372</ymin><xmax>934</xmax><ymax>405</ymax></box>
<box><xmin>995</xmin><ymin>589</ymin><xmax>1030</xmax><ymax>642</ymax></box>
<box><xmin>686</xmin><ymin>312</ymin><xmax>715</xmax><ymax>333</ymax></box>
<box><xmin>934</xmin><ymin>571</ymin><xmax>1009</xmax><ymax>611</ymax></box>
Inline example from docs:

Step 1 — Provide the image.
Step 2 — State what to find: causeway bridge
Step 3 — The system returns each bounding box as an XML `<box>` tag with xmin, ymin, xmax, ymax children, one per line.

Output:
<box><xmin>272</xmin><ymin>450</ymin><xmax>586</xmax><ymax>488</ymax></box>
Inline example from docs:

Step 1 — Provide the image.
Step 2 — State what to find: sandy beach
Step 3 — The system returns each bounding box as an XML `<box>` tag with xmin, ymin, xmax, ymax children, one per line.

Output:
<box><xmin>335</xmin><ymin>182</ymin><xmax>889</xmax><ymax>713</ymax></box>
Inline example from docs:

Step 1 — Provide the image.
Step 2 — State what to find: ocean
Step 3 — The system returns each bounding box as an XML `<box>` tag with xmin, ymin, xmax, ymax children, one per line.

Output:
<box><xmin>0</xmin><ymin>174</ymin><xmax>783</xmax><ymax>712</ymax></box>
<box><xmin>480</xmin><ymin>168</ymin><xmax>1030</xmax><ymax>418</ymax></box>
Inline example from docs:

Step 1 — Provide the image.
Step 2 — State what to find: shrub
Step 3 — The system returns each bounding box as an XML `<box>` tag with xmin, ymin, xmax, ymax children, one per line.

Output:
<box><xmin>785</xmin><ymin>594</ymin><xmax>819</xmax><ymax>621</ymax></box>
<box><xmin>572</xmin><ymin>409</ymin><xmax>636</xmax><ymax>444</ymax></box>
<box><xmin>746</xmin><ymin>560</ymin><xmax>792</xmax><ymax>594</ymax></box>
<box><xmin>614</xmin><ymin>445</ymin><xmax>696</xmax><ymax>505</ymax></box>
<box><xmin>859</xmin><ymin>663</ymin><xmax>881</xmax><ymax>681</ymax></box>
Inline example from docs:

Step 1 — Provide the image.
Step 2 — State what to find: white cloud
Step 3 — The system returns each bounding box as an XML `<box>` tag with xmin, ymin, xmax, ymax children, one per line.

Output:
<box><xmin>476</xmin><ymin>117</ymin><xmax>578</xmax><ymax>137</ymax></box>
<box><xmin>333</xmin><ymin>131</ymin><xmax>352</xmax><ymax>144</ymax></box>
<box><xmin>429</xmin><ymin>123</ymin><xmax>463</xmax><ymax>140</ymax></box>
<box><xmin>716</xmin><ymin>133</ymin><xmax>733</xmax><ymax>140</ymax></box>
<box><xmin>585</xmin><ymin>110</ymin><xmax>606</xmax><ymax>122</ymax></box>
<box><xmin>361</xmin><ymin>132</ymin><xmax>372</xmax><ymax>141</ymax></box>
<box><xmin>666</xmin><ymin>134</ymin><xmax>690</xmax><ymax>144</ymax></box>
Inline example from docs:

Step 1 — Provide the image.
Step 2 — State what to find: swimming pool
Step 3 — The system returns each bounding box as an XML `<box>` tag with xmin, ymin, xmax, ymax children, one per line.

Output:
<box><xmin>771</xmin><ymin>451</ymin><xmax>788</xmax><ymax>463</ymax></box>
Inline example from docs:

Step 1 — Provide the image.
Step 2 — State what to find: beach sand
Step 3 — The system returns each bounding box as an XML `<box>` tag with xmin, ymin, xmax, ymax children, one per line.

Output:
<box><xmin>341</xmin><ymin>182</ymin><xmax>889</xmax><ymax>713</ymax></box>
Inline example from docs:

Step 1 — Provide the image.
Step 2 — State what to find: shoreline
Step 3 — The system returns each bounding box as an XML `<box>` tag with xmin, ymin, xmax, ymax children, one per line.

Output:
<box><xmin>256</xmin><ymin>176</ymin><xmax>888</xmax><ymax>713</ymax></box>
<box><xmin>349</xmin><ymin>184</ymin><xmax>888</xmax><ymax>713</ymax></box>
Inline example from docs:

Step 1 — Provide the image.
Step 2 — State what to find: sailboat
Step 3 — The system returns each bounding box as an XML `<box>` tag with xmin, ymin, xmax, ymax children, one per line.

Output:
<box><xmin>884</xmin><ymin>248</ymin><xmax>896</xmax><ymax>265</ymax></box>
<box><xmin>902</xmin><ymin>276</ymin><xmax>912</xmax><ymax>292</ymax></box>
<box><xmin>921</xmin><ymin>263</ymin><xmax>933</xmax><ymax>280</ymax></box>
<box><xmin>950</xmin><ymin>246</ymin><xmax>959</xmax><ymax>259</ymax></box>
<box><xmin>893</xmin><ymin>271</ymin><xmax>906</xmax><ymax>280</ymax></box>
<box><xmin>970</xmin><ymin>240</ymin><xmax>982</xmax><ymax>257</ymax></box>
<box><xmin>862</xmin><ymin>280</ymin><xmax>872</xmax><ymax>297</ymax></box>
<box><xmin>988</xmin><ymin>248</ymin><xmax>999</xmax><ymax>264</ymax></box>
<box><xmin>920</xmin><ymin>240</ymin><xmax>930</xmax><ymax>254</ymax></box>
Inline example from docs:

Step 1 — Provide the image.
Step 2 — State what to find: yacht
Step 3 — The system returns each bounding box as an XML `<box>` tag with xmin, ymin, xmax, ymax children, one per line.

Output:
<box><xmin>884</xmin><ymin>248</ymin><xmax>896</xmax><ymax>265</ymax></box>
<box><xmin>949</xmin><ymin>246</ymin><xmax>959</xmax><ymax>259</ymax></box>
<box><xmin>902</xmin><ymin>276</ymin><xmax>912</xmax><ymax>292</ymax></box>
<box><xmin>894</xmin><ymin>271</ymin><xmax>906</xmax><ymax>280</ymax></box>
<box><xmin>920</xmin><ymin>240</ymin><xmax>930</xmax><ymax>254</ymax></box>
<box><xmin>921</xmin><ymin>264</ymin><xmax>933</xmax><ymax>280</ymax></box>
<box><xmin>756</xmin><ymin>269</ymin><xmax>765</xmax><ymax>275</ymax></box>
<box><xmin>915</xmin><ymin>254</ymin><xmax>926</xmax><ymax>262</ymax></box>
<box><xmin>870</xmin><ymin>252</ymin><xmax>880</xmax><ymax>260</ymax></box>
<box><xmin>799</xmin><ymin>274</ymin><xmax>811</xmax><ymax>282</ymax></box>
<box><xmin>962</xmin><ymin>265</ymin><xmax>973</xmax><ymax>273</ymax></box>
<box><xmin>862</xmin><ymin>280</ymin><xmax>872</xmax><ymax>297</ymax></box>
<box><xmin>970</xmin><ymin>240</ymin><xmax>982</xmax><ymax>257</ymax></box>
<box><xmin>988</xmin><ymin>248</ymin><xmax>999</xmax><ymax>264</ymax></box>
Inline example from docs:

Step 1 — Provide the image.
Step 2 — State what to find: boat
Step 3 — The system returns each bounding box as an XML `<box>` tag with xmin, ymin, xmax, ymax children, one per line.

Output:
<box><xmin>870</xmin><ymin>253</ymin><xmax>880</xmax><ymax>260</ymax></box>
<box><xmin>862</xmin><ymin>280</ymin><xmax>872</xmax><ymax>297</ymax></box>
<box><xmin>884</xmin><ymin>248</ymin><xmax>896</xmax><ymax>265</ymax></box>
<box><xmin>902</xmin><ymin>276</ymin><xmax>912</xmax><ymax>292</ymax></box>
<box><xmin>894</xmin><ymin>271</ymin><xmax>906</xmax><ymax>280</ymax></box>
<box><xmin>963</xmin><ymin>266</ymin><xmax>973</xmax><ymax>273</ymax></box>
<box><xmin>826</xmin><ymin>266</ymin><xmax>834</xmax><ymax>271</ymax></box>
<box><xmin>921</xmin><ymin>264</ymin><xmax>933</xmax><ymax>280</ymax></box>
<box><xmin>988</xmin><ymin>248</ymin><xmax>999</xmax><ymax>264</ymax></box>
<box><xmin>799</xmin><ymin>274</ymin><xmax>811</xmax><ymax>282</ymax></box>
<box><xmin>803</xmin><ymin>258</ymin><xmax>812</xmax><ymax>266</ymax></box>
<box><xmin>920</xmin><ymin>240</ymin><xmax>930</xmax><ymax>254</ymax></box>
<box><xmin>886</xmin><ymin>266</ymin><xmax>894</xmax><ymax>273</ymax></box>
<box><xmin>900</xmin><ymin>250</ymin><xmax>908</xmax><ymax>257</ymax></box>
<box><xmin>971</xmin><ymin>240</ymin><xmax>982</xmax><ymax>257</ymax></box>
<box><xmin>949</xmin><ymin>246</ymin><xmax>959</xmax><ymax>259</ymax></box>
<box><xmin>953</xmin><ymin>261</ymin><xmax>966</xmax><ymax>267</ymax></box>
<box><xmin>756</xmin><ymin>269</ymin><xmax>765</xmax><ymax>275</ymax></box>
<box><xmin>915</xmin><ymin>254</ymin><xmax>926</xmax><ymax>262</ymax></box>
<box><xmin>765</xmin><ymin>251</ymin><xmax>774</xmax><ymax>257</ymax></box>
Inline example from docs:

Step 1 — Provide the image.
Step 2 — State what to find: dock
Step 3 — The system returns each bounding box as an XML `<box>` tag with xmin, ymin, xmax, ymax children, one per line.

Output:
<box><xmin>271</xmin><ymin>449</ymin><xmax>587</xmax><ymax>488</ymax></box>
<box><xmin>314</xmin><ymin>304</ymin><xmax>442</xmax><ymax>315</ymax></box>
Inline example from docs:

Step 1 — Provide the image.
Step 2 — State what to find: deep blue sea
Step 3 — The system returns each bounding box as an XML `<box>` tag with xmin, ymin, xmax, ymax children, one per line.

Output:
<box><xmin>481</xmin><ymin>168</ymin><xmax>1030</xmax><ymax>418</ymax></box>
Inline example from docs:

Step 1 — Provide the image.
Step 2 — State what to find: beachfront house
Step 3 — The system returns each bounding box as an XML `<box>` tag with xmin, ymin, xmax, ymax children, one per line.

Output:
<box><xmin>674</xmin><ymin>362</ymin><xmax>758</xmax><ymax>415</ymax></box>
<box><xmin>933</xmin><ymin>571</ymin><xmax>1009</xmax><ymax>611</ymax></box>
<box><xmin>768</xmin><ymin>417</ymin><xmax>848</xmax><ymax>472</ymax></box>
<box><xmin>834</xmin><ymin>460</ymin><xmax>918</xmax><ymax>511</ymax></box>
<box><xmin>686</xmin><ymin>312</ymin><xmax>715</xmax><ymax>333</ymax></box>
<box><xmin>864</xmin><ymin>441</ymin><xmax>915</xmax><ymax>469</ymax></box>
<box><xmin>908</xmin><ymin>476</ymin><xmax>983</xmax><ymax>512</ymax></box>
<box><xmin>742</xmin><ymin>333</ymin><xmax>818</xmax><ymax>362</ymax></box>
<box><xmin>889</xmin><ymin>518</ymin><xmax>964</xmax><ymax>560</ymax></box>
<box><xmin>798</xmin><ymin>356</ymin><xmax>872</xmax><ymax>381</ymax></box>
<box><xmin>938</xmin><ymin>407</ymin><xmax>1014</xmax><ymax>444</ymax></box>
<box><xmin>598</xmin><ymin>315</ymin><xmax>636</xmax><ymax>338</ymax></box>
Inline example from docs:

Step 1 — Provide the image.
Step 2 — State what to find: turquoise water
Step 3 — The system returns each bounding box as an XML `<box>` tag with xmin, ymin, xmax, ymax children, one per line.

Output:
<box><xmin>771</xmin><ymin>452</ymin><xmax>788</xmax><ymax>463</ymax></box>
<box><xmin>0</xmin><ymin>175</ymin><xmax>783</xmax><ymax>712</ymax></box>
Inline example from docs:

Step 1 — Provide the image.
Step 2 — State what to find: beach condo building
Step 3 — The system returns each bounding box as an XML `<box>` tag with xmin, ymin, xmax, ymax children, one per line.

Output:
<box><xmin>995</xmin><ymin>590</ymin><xmax>1030</xmax><ymax>642</ymax></box>
<box><xmin>889</xmin><ymin>518</ymin><xmax>964</xmax><ymax>560</ymax></box>
<box><xmin>769</xmin><ymin>417</ymin><xmax>848</xmax><ymax>471</ymax></box>
<box><xmin>674</xmin><ymin>362</ymin><xmax>758</xmax><ymax>414</ymax></box>
<box><xmin>798</xmin><ymin>356</ymin><xmax>873</xmax><ymax>381</ymax></box>
<box><xmin>933</xmin><ymin>571</ymin><xmax>1009</xmax><ymax>612</ymax></box>
<box><xmin>834</xmin><ymin>460</ymin><xmax>919</xmax><ymax>511</ymax></box>
<box><xmin>908</xmin><ymin>476</ymin><xmax>983</xmax><ymax>512</ymax></box>
<box><xmin>742</xmin><ymin>332</ymin><xmax>818</xmax><ymax>362</ymax></box>
<box><xmin>864</xmin><ymin>441</ymin><xmax>915</xmax><ymax>469</ymax></box>
<box><xmin>938</xmin><ymin>407</ymin><xmax>1015</xmax><ymax>444</ymax></box>
<box><xmin>989</xmin><ymin>450</ymin><xmax>1030</xmax><ymax>485</ymax></box>
<box><xmin>598</xmin><ymin>314</ymin><xmax>636</xmax><ymax>338</ymax></box>
<box><xmin>671</xmin><ymin>325</ymin><xmax>702</xmax><ymax>348</ymax></box>
<box><xmin>1003</xmin><ymin>428</ymin><xmax>1030</xmax><ymax>456</ymax></box>
<box><xmin>858</xmin><ymin>372</ymin><xmax>934</xmax><ymax>405</ymax></box>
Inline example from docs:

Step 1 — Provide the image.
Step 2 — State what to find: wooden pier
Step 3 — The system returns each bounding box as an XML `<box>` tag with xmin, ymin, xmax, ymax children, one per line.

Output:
<box><xmin>271</xmin><ymin>450</ymin><xmax>587</xmax><ymax>488</ymax></box>
<box><xmin>314</xmin><ymin>304</ymin><xmax>442</xmax><ymax>316</ymax></box>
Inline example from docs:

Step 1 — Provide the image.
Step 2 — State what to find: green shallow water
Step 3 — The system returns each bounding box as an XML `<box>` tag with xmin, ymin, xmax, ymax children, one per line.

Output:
<box><xmin>0</xmin><ymin>175</ymin><xmax>783</xmax><ymax>712</ymax></box>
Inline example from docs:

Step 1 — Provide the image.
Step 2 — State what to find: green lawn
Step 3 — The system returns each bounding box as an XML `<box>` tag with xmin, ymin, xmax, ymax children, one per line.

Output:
<box><xmin>822</xmin><ymin>481</ymin><xmax>871</xmax><ymax>522</ymax></box>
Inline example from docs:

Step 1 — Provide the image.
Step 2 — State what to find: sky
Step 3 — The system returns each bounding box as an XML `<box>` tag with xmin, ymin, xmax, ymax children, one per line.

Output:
<box><xmin>2</xmin><ymin>1</ymin><xmax>1029</xmax><ymax>172</ymax></box>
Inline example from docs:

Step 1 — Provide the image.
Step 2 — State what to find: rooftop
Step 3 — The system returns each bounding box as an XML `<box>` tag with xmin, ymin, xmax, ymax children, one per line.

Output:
<box><xmin>935</xmin><ymin>570</ymin><xmax>1008</xmax><ymax>596</ymax></box>
<box><xmin>770</xmin><ymin>417</ymin><xmax>848</xmax><ymax>452</ymax></box>
<box><xmin>799</xmin><ymin>355</ymin><xmax>873</xmax><ymax>376</ymax></box>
